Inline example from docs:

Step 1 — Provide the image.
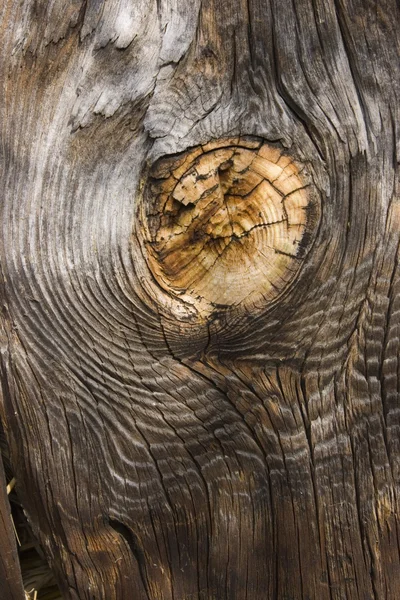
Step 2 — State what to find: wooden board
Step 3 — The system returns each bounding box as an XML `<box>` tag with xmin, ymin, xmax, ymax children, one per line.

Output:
<box><xmin>0</xmin><ymin>457</ymin><xmax>24</xmax><ymax>600</ymax></box>
<box><xmin>0</xmin><ymin>0</ymin><xmax>399</xmax><ymax>598</ymax></box>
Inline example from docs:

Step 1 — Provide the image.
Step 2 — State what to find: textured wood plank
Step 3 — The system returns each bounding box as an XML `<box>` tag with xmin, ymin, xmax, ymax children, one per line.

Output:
<box><xmin>0</xmin><ymin>0</ymin><xmax>399</xmax><ymax>598</ymax></box>
<box><xmin>0</xmin><ymin>456</ymin><xmax>24</xmax><ymax>600</ymax></box>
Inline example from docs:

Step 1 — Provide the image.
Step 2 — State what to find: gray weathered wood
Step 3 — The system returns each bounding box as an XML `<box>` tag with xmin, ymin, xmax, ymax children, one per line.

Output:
<box><xmin>0</xmin><ymin>0</ymin><xmax>399</xmax><ymax>598</ymax></box>
<box><xmin>0</xmin><ymin>453</ymin><xmax>24</xmax><ymax>600</ymax></box>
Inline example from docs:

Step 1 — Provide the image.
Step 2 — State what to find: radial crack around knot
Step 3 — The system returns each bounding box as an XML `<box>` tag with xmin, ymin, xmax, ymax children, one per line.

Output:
<box><xmin>138</xmin><ymin>137</ymin><xmax>320</xmax><ymax>318</ymax></box>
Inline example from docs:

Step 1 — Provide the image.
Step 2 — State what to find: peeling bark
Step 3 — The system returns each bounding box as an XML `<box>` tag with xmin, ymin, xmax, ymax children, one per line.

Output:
<box><xmin>0</xmin><ymin>0</ymin><xmax>399</xmax><ymax>598</ymax></box>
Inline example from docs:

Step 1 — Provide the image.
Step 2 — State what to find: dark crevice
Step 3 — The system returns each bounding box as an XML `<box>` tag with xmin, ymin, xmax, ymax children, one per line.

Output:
<box><xmin>331</xmin><ymin>0</ymin><xmax>372</xmax><ymax>141</ymax></box>
<box><xmin>108</xmin><ymin>518</ymin><xmax>150</xmax><ymax>597</ymax></box>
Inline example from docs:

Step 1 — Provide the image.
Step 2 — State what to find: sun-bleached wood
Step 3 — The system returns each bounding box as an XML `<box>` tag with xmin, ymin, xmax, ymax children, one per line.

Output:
<box><xmin>0</xmin><ymin>1</ymin><xmax>399</xmax><ymax>599</ymax></box>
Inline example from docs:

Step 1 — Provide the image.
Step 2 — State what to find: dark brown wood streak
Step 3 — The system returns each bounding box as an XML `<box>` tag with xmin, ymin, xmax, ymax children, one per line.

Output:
<box><xmin>0</xmin><ymin>0</ymin><xmax>399</xmax><ymax>598</ymax></box>
<box><xmin>0</xmin><ymin>448</ymin><xmax>24</xmax><ymax>599</ymax></box>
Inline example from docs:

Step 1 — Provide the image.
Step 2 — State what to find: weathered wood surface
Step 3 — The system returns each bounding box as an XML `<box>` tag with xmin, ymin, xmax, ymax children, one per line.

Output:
<box><xmin>0</xmin><ymin>0</ymin><xmax>399</xmax><ymax>598</ymax></box>
<box><xmin>0</xmin><ymin>453</ymin><xmax>24</xmax><ymax>599</ymax></box>
<box><xmin>142</xmin><ymin>138</ymin><xmax>320</xmax><ymax>314</ymax></box>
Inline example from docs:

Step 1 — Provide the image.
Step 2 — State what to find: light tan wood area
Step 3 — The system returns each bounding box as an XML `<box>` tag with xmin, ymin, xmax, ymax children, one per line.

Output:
<box><xmin>142</xmin><ymin>138</ymin><xmax>320</xmax><ymax>314</ymax></box>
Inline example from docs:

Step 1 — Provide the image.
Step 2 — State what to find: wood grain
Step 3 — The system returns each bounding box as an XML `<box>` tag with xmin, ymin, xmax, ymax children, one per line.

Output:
<box><xmin>0</xmin><ymin>454</ymin><xmax>24</xmax><ymax>600</ymax></box>
<box><xmin>140</xmin><ymin>137</ymin><xmax>320</xmax><ymax>317</ymax></box>
<box><xmin>0</xmin><ymin>0</ymin><xmax>399</xmax><ymax>598</ymax></box>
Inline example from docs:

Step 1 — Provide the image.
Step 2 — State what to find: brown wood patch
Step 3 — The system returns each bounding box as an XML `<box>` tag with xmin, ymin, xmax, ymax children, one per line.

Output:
<box><xmin>140</xmin><ymin>138</ymin><xmax>320</xmax><ymax>318</ymax></box>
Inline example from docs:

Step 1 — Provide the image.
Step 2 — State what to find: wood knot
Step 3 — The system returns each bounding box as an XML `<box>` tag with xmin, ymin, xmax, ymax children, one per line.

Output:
<box><xmin>139</xmin><ymin>137</ymin><xmax>320</xmax><ymax>318</ymax></box>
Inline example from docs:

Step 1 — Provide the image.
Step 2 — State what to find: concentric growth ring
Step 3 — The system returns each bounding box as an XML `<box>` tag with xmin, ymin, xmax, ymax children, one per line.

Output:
<box><xmin>139</xmin><ymin>137</ymin><xmax>320</xmax><ymax>318</ymax></box>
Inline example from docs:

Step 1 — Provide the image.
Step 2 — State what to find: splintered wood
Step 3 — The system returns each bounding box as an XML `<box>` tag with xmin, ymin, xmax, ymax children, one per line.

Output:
<box><xmin>142</xmin><ymin>138</ymin><xmax>319</xmax><ymax>314</ymax></box>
